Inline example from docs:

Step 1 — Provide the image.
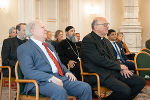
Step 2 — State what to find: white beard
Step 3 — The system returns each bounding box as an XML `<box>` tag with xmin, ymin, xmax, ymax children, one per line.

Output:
<box><xmin>67</xmin><ymin>36</ymin><xmax>78</xmax><ymax>43</ymax></box>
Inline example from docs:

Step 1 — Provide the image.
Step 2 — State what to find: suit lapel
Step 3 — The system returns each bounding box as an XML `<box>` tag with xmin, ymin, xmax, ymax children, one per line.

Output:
<box><xmin>12</xmin><ymin>37</ymin><xmax>19</xmax><ymax>50</ymax></box>
<box><xmin>28</xmin><ymin>39</ymin><xmax>50</xmax><ymax>65</ymax></box>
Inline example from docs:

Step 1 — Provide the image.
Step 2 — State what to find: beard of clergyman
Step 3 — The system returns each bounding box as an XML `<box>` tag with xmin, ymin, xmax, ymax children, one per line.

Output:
<box><xmin>67</xmin><ymin>35</ymin><xmax>78</xmax><ymax>43</ymax></box>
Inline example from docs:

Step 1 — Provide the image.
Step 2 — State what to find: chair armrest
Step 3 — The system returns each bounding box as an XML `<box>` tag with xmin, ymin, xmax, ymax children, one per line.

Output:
<box><xmin>15</xmin><ymin>79</ymin><xmax>39</xmax><ymax>100</ymax></box>
<box><xmin>81</xmin><ymin>72</ymin><xmax>100</xmax><ymax>97</ymax></box>
<box><xmin>0</xmin><ymin>66</ymin><xmax>11</xmax><ymax>70</ymax></box>
<box><xmin>127</xmin><ymin>60</ymin><xmax>134</xmax><ymax>63</ymax></box>
<box><xmin>136</xmin><ymin>68</ymin><xmax>150</xmax><ymax>71</ymax></box>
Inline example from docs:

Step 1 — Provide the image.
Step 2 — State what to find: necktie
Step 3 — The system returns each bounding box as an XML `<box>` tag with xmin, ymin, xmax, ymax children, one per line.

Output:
<box><xmin>42</xmin><ymin>42</ymin><xmax>63</xmax><ymax>76</ymax></box>
<box><xmin>113</xmin><ymin>42</ymin><xmax>124</xmax><ymax>61</ymax></box>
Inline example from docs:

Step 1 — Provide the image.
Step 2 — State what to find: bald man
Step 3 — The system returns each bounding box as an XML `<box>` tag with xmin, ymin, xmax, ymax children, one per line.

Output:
<box><xmin>17</xmin><ymin>20</ymin><xmax>92</xmax><ymax>100</ymax></box>
<box><xmin>81</xmin><ymin>17</ymin><xmax>145</xmax><ymax>100</ymax></box>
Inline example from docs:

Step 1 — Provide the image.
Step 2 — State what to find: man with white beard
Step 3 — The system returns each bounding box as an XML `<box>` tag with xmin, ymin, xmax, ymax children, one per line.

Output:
<box><xmin>57</xmin><ymin>26</ymin><xmax>81</xmax><ymax>81</ymax></box>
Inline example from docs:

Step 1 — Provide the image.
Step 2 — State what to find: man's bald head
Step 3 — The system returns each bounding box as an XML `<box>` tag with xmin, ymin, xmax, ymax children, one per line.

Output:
<box><xmin>91</xmin><ymin>17</ymin><xmax>107</xmax><ymax>30</ymax></box>
<box><xmin>91</xmin><ymin>17</ymin><xmax>109</xmax><ymax>37</ymax></box>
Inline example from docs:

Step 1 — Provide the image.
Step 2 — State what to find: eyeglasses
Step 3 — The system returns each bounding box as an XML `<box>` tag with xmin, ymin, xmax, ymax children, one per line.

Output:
<box><xmin>96</xmin><ymin>23</ymin><xmax>109</xmax><ymax>27</ymax></box>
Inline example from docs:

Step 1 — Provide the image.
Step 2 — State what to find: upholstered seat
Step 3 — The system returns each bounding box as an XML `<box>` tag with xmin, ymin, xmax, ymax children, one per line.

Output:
<box><xmin>15</xmin><ymin>61</ymin><xmax>76</xmax><ymax>100</ymax></box>
<box><xmin>134</xmin><ymin>52</ymin><xmax>150</xmax><ymax>80</ymax></box>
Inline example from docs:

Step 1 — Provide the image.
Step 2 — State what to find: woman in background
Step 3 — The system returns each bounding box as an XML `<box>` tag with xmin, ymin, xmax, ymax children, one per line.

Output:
<box><xmin>52</xmin><ymin>30</ymin><xmax>64</xmax><ymax>52</ymax></box>
<box><xmin>116</xmin><ymin>32</ymin><xmax>135</xmax><ymax>60</ymax></box>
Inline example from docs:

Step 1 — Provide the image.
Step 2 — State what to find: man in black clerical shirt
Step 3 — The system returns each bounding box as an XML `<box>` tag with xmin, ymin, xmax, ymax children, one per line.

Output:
<box><xmin>1</xmin><ymin>23</ymin><xmax>27</xmax><ymax>77</ymax></box>
<box><xmin>81</xmin><ymin>17</ymin><xmax>145</xmax><ymax>100</ymax></box>
<box><xmin>57</xmin><ymin>26</ymin><xmax>81</xmax><ymax>81</ymax></box>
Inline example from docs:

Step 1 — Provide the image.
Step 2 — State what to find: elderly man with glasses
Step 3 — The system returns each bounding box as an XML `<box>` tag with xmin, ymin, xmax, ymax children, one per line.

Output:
<box><xmin>81</xmin><ymin>17</ymin><xmax>146</xmax><ymax>100</ymax></box>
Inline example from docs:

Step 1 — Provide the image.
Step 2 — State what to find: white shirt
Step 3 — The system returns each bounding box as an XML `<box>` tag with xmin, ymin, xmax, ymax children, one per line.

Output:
<box><xmin>31</xmin><ymin>37</ymin><xmax>58</xmax><ymax>73</ymax></box>
<box><xmin>110</xmin><ymin>41</ymin><xmax>121</xmax><ymax>59</ymax></box>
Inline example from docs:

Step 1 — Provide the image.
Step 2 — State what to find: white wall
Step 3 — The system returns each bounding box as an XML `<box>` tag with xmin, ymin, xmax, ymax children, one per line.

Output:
<box><xmin>0</xmin><ymin>0</ymin><xmax>18</xmax><ymax>44</ymax></box>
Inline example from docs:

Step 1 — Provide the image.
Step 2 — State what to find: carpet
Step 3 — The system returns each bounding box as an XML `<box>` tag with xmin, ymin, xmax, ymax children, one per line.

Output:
<box><xmin>1</xmin><ymin>81</ymin><xmax>150</xmax><ymax>100</ymax></box>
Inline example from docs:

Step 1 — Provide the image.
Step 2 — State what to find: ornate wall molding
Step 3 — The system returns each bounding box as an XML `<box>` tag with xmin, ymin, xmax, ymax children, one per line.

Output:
<box><xmin>120</xmin><ymin>0</ymin><xmax>142</xmax><ymax>52</ymax></box>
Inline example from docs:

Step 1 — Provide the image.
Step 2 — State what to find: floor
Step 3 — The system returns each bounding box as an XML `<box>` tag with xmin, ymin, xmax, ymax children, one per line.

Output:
<box><xmin>1</xmin><ymin>81</ymin><xmax>150</xmax><ymax>100</ymax></box>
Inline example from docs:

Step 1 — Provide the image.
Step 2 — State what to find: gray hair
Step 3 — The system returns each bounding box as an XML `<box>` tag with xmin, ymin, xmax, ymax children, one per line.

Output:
<box><xmin>55</xmin><ymin>30</ymin><xmax>63</xmax><ymax>38</ymax></box>
<box><xmin>9</xmin><ymin>27</ymin><xmax>16</xmax><ymax>34</ymax></box>
<box><xmin>117</xmin><ymin>32</ymin><xmax>123</xmax><ymax>36</ymax></box>
<box><xmin>26</xmin><ymin>22</ymin><xmax>34</xmax><ymax>38</ymax></box>
<box><xmin>91</xmin><ymin>19</ymin><xmax>98</xmax><ymax>30</ymax></box>
<box><xmin>25</xmin><ymin>21</ymin><xmax>36</xmax><ymax>38</ymax></box>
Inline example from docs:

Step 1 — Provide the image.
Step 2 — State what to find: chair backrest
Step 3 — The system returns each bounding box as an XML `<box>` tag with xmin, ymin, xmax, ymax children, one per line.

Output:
<box><xmin>15</xmin><ymin>61</ymin><xmax>25</xmax><ymax>94</ymax></box>
<box><xmin>0</xmin><ymin>57</ymin><xmax>2</xmax><ymax>71</ymax></box>
<box><xmin>140</xmin><ymin>48</ymin><xmax>150</xmax><ymax>54</ymax></box>
<box><xmin>134</xmin><ymin>52</ymin><xmax>150</xmax><ymax>79</ymax></box>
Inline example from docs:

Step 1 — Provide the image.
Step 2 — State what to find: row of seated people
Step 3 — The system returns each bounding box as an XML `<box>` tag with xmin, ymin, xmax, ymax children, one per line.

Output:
<box><xmin>1</xmin><ymin>17</ymin><xmax>146</xmax><ymax>100</ymax></box>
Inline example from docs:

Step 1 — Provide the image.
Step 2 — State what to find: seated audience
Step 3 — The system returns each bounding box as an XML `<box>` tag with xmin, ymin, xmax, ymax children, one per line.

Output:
<box><xmin>57</xmin><ymin>26</ymin><xmax>81</xmax><ymax>81</ymax></box>
<box><xmin>75</xmin><ymin>33</ymin><xmax>82</xmax><ymax>49</ymax></box>
<box><xmin>51</xmin><ymin>30</ymin><xmax>64</xmax><ymax>51</ymax></box>
<box><xmin>17</xmin><ymin>20</ymin><xmax>92</xmax><ymax>100</ymax></box>
<box><xmin>46</xmin><ymin>31</ymin><xmax>52</xmax><ymax>42</ymax></box>
<box><xmin>116</xmin><ymin>32</ymin><xmax>135</xmax><ymax>60</ymax></box>
<box><xmin>55</xmin><ymin>30</ymin><xmax>64</xmax><ymax>42</ymax></box>
<box><xmin>145</xmin><ymin>39</ymin><xmax>150</xmax><ymax>49</ymax></box>
<box><xmin>9</xmin><ymin>27</ymin><xmax>17</xmax><ymax>38</ymax></box>
<box><xmin>107</xmin><ymin>29</ymin><xmax>135</xmax><ymax>71</ymax></box>
<box><xmin>1</xmin><ymin>23</ymin><xmax>27</xmax><ymax>77</ymax></box>
<box><xmin>81</xmin><ymin>17</ymin><xmax>146</xmax><ymax>100</ymax></box>
<box><xmin>76</xmin><ymin>33</ymin><xmax>80</xmax><ymax>41</ymax></box>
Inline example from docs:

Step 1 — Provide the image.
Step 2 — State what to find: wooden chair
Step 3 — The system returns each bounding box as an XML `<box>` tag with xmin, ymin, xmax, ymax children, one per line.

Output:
<box><xmin>79</xmin><ymin>59</ymin><xmax>111</xmax><ymax>99</ymax></box>
<box><xmin>140</xmin><ymin>48</ymin><xmax>150</xmax><ymax>54</ymax></box>
<box><xmin>0</xmin><ymin>65</ymin><xmax>11</xmax><ymax>100</ymax></box>
<box><xmin>134</xmin><ymin>52</ymin><xmax>150</xmax><ymax>79</ymax></box>
<box><xmin>68</xmin><ymin>59</ymin><xmax>111</xmax><ymax>100</ymax></box>
<box><xmin>15</xmin><ymin>61</ymin><xmax>76</xmax><ymax>100</ymax></box>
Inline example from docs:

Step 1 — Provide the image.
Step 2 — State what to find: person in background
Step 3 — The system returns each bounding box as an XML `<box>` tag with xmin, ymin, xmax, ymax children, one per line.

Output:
<box><xmin>75</xmin><ymin>33</ymin><xmax>82</xmax><ymax>49</ymax></box>
<box><xmin>145</xmin><ymin>39</ymin><xmax>150</xmax><ymax>49</ymax></box>
<box><xmin>46</xmin><ymin>31</ymin><xmax>52</xmax><ymax>41</ymax></box>
<box><xmin>81</xmin><ymin>17</ymin><xmax>145</xmax><ymax>100</ymax></box>
<box><xmin>57</xmin><ymin>26</ymin><xmax>81</xmax><ymax>81</ymax></box>
<box><xmin>51</xmin><ymin>30</ymin><xmax>64</xmax><ymax>52</ymax></box>
<box><xmin>17</xmin><ymin>20</ymin><xmax>92</xmax><ymax>100</ymax></box>
<box><xmin>76</xmin><ymin>33</ymin><xmax>80</xmax><ymax>41</ymax></box>
<box><xmin>107</xmin><ymin>29</ymin><xmax>135</xmax><ymax>71</ymax></box>
<box><xmin>116</xmin><ymin>32</ymin><xmax>135</xmax><ymax>60</ymax></box>
<box><xmin>54</xmin><ymin>30</ymin><xmax>64</xmax><ymax>42</ymax></box>
<box><xmin>1</xmin><ymin>23</ymin><xmax>27</xmax><ymax>77</ymax></box>
<box><xmin>9</xmin><ymin>27</ymin><xmax>17</xmax><ymax>38</ymax></box>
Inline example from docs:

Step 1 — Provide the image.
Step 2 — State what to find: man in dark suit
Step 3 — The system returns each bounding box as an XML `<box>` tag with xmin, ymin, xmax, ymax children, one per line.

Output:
<box><xmin>81</xmin><ymin>17</ymin><xmax>146</xmax><ymax>100</ymax></box>
<box><xmin>17</xmin><ymin>21</ymin><xmax>92</xmax><ymax>100</ymax></box>
<box><xmin>57</xmin><ymin>26</ymin><xmax>81</xmax><ymax>81</ymax></box>
<box><xmin>107</xmin><ymin>29</ymin><xmax>135</xmax><ymax>71</ymax></box>
<box><xmin>1</xmin><ymin>23</ymin><xmax>27</xmax><ymax>77</ymax></box>
<box><xmin>146</xmin><ymin>39</ymin><xmax>150</xmax><ymax>49</ymax></box>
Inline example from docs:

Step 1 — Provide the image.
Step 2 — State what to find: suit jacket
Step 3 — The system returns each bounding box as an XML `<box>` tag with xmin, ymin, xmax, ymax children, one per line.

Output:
<box><xmin>17</xmin><ymin>39</ymin><xmax>69</xmax><ymax>94</ymax></box>
<box><xmin>81</xmin><ymin>31</ymin><xmax>121</xmax><ymax>84</ymax></box>
<box><xmin>146</xmin><ymin>39</ymin><xmax>150</xmax><ymax>49</ymax></box>
<box><xmin>1</xmin><ymin>37</ymin><xmax>27</xmax><ymax>67</ymax></box>
<box><xmin>111</xmin><ymin>42</ymin><xmax>128</xmax><ymax>62</ymax></box>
